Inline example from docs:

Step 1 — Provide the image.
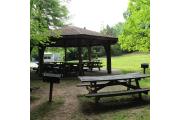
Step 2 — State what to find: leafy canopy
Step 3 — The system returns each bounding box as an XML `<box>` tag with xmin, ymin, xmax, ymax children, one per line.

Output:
<box><xmin>30</xmin><ymin>0</ymin><xmax>68</xmax><ymax>47</ymax></box>
<box><xmin>119</xmin><ymin>0</ymin><xmax>150</xmax><ymax>52</ymax></box>
<box><xmin>99</xmin><ymin>23</ymin><xmax>124</xmax><ymax>56</ymax></box>
<box><xmin>100</xmin><ymin>23</ymin><xmax>123</xmax><ymax>37</ymax></box>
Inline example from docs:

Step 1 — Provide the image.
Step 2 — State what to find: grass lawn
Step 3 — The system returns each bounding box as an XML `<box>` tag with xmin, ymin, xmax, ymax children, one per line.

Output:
<box><xmin>101</xmin><ymin>53</ymin><xmax>150</xmax><ymax>88</ymax></box>
<box><xmin>101</xmin><ymin>53</ymin><xmax>150</xmax><ymax>73</ymax></box>
<box><xmin>31</xmin><ymin>53</ymin><xmax>150</xmax><ymax>120</ymax></box>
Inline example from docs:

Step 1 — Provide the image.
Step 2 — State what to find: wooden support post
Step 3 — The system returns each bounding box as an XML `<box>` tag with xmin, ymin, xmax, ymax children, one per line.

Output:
<box><xmin>104</xmin><ymin>44</ymin><xmax>112</xmax><ymax>74</ymax></box>
<box><xmin>78</xmin><ymin>47</ymin><xmax>83</xmax><ymax>75</ymax></box>
<box><xmin>88</xmin><ymin>46</ymin><xmax>92</xmax><ymax>62</ymax></box>
<box><xmin>64</xmin><ymin>47</ymin><xmax>67</xmax><ymax>62</ymax></box>
<box><xmin>49</xmin><ymin>81</ymin><xmax>54</xmax><ymax>102</ymax></box>
<box><xmin>38</xmin><ymin>46</ymin><xmax>45</xmax><ymax>76</ymax></box>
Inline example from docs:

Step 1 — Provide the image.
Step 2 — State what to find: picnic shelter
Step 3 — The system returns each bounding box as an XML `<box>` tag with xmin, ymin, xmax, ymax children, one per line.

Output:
<box><xmin>38</xmin><ymin>26</ymin><xmax>118</xmax><ymax>75</ymax></box>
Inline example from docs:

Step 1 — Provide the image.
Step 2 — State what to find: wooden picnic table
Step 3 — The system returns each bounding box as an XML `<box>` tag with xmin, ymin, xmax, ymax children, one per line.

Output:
<box><xmin>43</xmin><ymin>60</ymin><xmax>103</xmax><ymax>77</ymax></box>
<box><xmin>83</xmin><ymin>61</ymin><xmax>103</xmax><ymax>71</ymax></box>
<box><xmin>78</xmin><ymin>73</ymin><xmax>150</xmax><ymax>103</ymax></box>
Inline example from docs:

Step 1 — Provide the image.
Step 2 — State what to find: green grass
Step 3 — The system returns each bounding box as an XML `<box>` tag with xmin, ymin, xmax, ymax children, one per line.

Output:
<box><xmin>73</xmin><ymin>95</ymin><xmax>150</xmax><ymax>120</ymax></box>
<box><xmin>101</xmin><ymin>53</ymin><xmax>150</xmax><ymax>74</ymax></box>
<box><xmin>30</xmin><ymin>95</ymin><xmax>40</xmax><ymax>103</ymax></box>
<box><xmin>30</xmin><ymin>97</ymin><xmax>64</xmax><ymax>120</ymax></box>
<box><xmin>101</xmin><ymin>53</ymin><xmax>150</xmax><ymax>88</ymax></box>
<box><xmin>112</xmin><ymin>106</ymin><xmax>150</xmax><ymax>120</ymax></box>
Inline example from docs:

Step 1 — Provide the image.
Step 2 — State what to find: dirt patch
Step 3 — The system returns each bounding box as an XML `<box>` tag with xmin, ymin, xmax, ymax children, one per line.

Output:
<box><xmin>51</xmin><ymin>84</ymin><xmax>84</xmax><ymax>120</ymax></box>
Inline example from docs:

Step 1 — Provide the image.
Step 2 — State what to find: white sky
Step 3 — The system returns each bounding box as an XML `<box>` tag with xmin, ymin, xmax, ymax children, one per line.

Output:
<box><xmin>66</xmin><ymin>0</ymin><xmax>129</xmax><ymax>32</ymax></box>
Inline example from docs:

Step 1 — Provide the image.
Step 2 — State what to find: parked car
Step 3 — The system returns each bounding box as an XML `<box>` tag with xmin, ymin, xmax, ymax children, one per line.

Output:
<box><xmin>30</xmin><ymin>61</ymin><xmax>38</xmax><ymax>71</ymax></box>
<box><xmin>44</xmin><ymin>52</ymin><xmax>61</xmax><ymax>63</ymax></box>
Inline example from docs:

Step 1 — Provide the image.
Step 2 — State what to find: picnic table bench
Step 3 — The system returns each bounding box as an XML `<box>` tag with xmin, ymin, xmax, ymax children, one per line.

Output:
<box><xmin>77</xmin><ymin>73</ymin><xmax>150</xmax><ymax>103</ymax></box>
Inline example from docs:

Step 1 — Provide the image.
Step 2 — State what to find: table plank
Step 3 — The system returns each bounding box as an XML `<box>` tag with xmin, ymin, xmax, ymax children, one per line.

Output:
<box><xmin>43</xmin><ymin>73</ymin><xmax>61</xmax><ymax>78</ymax></box>
<box><xmin>78</xmin><ymin>73</ymin><xmax>149</xmax><ymax>82</ymax></box>
<box><xmin>85</xmin><ymin>88</ymin><xmax>150</xmax><ymax>97</ymax></box>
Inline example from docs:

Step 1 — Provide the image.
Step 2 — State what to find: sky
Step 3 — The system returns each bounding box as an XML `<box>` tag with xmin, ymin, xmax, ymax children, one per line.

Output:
<box><xmin>66</xmin><ymin>0</ymin><xmax>129</xmax><ymax>32</ymax></box>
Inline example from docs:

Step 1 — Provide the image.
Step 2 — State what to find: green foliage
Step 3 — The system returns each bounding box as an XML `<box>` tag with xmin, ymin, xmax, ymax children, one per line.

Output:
<box><xmin>30</xmin><ymin>0</ymin><xmax>68</xmax><ymax>48</ymax></box>
<box><xmin>101</xmin><ymin>25</ymin><xmax>115</xmax><ymax>37</ymax></box>
<box><xmin>119</xmin><ymin>0</ymin><xmax>150</xmax><ymax>52</ymax></box>
<box><xmin>113</xmin><ymin>22</ymin><xmax>124</xmax><ymax>37</ymax></box>
<box><xmin>66</xmin><ymin>48</ymin><xmax>78</xmax><ymax>60</ymax></box>
<box><xmin>101</xmin><ymin>23</ymin><xmax>123</xmax><ymax>37</ymax></box>
<box><xmin>31</xmin><ymin>46</ymin><xmax>38</xmax><ymax>60</ymax></box>
<box><xmin>100</xmin><ymin>23</ymin><xmax>125</xmax><ymax>56</ymax></box>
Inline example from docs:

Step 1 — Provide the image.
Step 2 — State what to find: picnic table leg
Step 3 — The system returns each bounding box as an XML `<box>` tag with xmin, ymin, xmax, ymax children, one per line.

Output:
<box><xmin>89</xmin><ymin>82</ymin><xmax>96</xmax><ymax>92</ymax></box>
<box><xmin>127</xmin><ymin>79</ymin><xmax>131</xmax><ymax>90</ymax></box>
<box><xmin>95</xmin><ymin>97</ymin><xmax>100</xmax><ymax>104</ymax></box>
<box><xmin>135</xmin><ymin>78</ymin><xmax>142</xmax><ymax>99</ymax></box>
<box><xmin>90</xmin><ymin>82</ymin><xmax>101</xmax><ymax>103</ymax></box>
<box><xmin>49</xmin><ymin>81</ymin><xmax>54</xmax><ymax>102</ymax></box>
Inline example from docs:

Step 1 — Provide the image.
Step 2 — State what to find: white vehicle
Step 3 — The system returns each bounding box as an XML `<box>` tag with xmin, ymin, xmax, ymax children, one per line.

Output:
<box><xmin>44</xmin><ymin>52</ymin><xmax>60</xmax><ymax>63</ymax></box>
<box><xmin>30</xmin><ymin>61</ymin><xmax>38</xmax><ymax>71</ymax></box>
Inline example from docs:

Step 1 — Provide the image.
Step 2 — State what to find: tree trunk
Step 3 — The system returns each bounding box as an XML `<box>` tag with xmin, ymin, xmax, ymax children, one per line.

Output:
<box><xmin>38</xmin><ymin>46</ymin><xmax>45</xmax><ymax>76</ymax></box>
<box><xmin>30</xmin><ymin>47</ymin><xmax>33</xmax><ymax>55</ymax></box>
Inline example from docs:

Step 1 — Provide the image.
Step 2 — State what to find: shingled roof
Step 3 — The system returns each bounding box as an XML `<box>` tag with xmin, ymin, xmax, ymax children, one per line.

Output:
<box><xmin>61</xmin><ymin>26</ymin><xmax>108</xmax><ymax>36</ymax></box>
<box><xmin>49</xmin><ymin>26</ymin><xmax>118</xmax><ymax>47</ymax></box>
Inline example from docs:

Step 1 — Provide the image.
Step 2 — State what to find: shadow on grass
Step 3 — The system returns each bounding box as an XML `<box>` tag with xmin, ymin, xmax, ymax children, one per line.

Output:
<box><xmin>30</xmin><ymin>71</ymin><xmax>42</xmax><ymax>81</ymax></box>
<box><xmin>30</xmin><ymin>95</ymin><xmax>40</xmax><ymax>103</ymax></box>
<box><xmin>30</xmin><ymin>97</ymin><xmax>64</xmax><ymax>120</ymax></box>
<box><xmin>78</xmin><ymin>95</ymin><xmax>150</xmax><ymax>115</ymax></box>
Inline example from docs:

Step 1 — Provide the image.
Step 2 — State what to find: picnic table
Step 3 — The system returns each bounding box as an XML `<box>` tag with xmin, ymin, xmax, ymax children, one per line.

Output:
<box><xmin>83</xmin><ymin>61</ymin><xmax>103</xmax><ymax>71</ymax></box>
<box><xmin>77</xmin><ymin>73</ymin><xmax>150</xmax><ymax>103</ymax></box>
<box><xmin>43</xmin><ymin>62</ymin><xmax>79</xmax><ymax>77</ymax></box>
<box><xmin>42</xmin><ymin>60</ymin><xmax>103</xmax><ymax>77</ymax></box>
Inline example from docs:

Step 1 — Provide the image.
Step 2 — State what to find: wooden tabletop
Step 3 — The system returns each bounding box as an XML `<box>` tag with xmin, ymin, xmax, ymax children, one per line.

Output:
<box><xmin>78</xmin><ymin>73</ymin><xmax>150</xmax><ymax>82</ymax></box>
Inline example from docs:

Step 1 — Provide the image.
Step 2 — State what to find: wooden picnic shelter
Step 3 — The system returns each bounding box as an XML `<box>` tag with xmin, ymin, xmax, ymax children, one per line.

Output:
<box><xmin>38</xmin><ymin>26</ymin><xmax>118</xmax><ymax>75</ymax></box>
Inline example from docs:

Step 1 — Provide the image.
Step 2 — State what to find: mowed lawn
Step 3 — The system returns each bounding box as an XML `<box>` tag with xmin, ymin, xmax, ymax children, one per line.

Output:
<box><xmin>101</xmin><ymin>53</ymin><xmax>150</xmax><ymax>88</ymax></box>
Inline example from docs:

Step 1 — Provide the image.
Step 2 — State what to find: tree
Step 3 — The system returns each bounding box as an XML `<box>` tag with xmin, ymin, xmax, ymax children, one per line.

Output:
<box><xmin>101</xmin><ymin>25</ymin><xmax>115</xmax><ymax>37</ymax></box>
<box><xmin>113</xmin><ymin>22</ymin><xmax>123</xmax><ymax>37</ymax></box>
<box><xmin>119</xmin><ymin>0</ymin><xmax>150</xmax><ymax>52</ymax></box>
<box><xmin>30</xmin><ymin>0</ymin><xmax>68</xmax><ymax>52</ymax></box>
<box><xmin>100</xmin><ymin>23</ymin><xmax>124</xmax><ymax>56</ymax></box>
